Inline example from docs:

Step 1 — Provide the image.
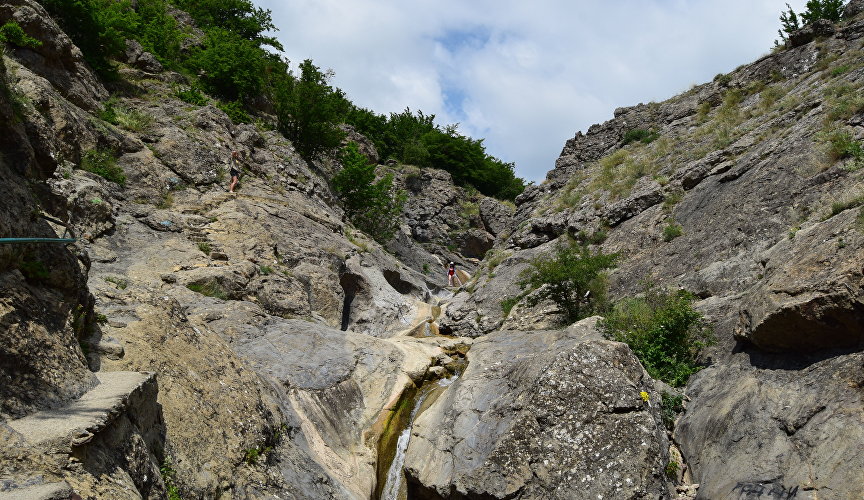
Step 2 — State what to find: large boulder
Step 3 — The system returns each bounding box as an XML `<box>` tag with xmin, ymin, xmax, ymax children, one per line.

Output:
<box><xmin>735</xmin><ymin>209</ymin><xmax>864</xmax><ymax>352</ymax></box>
<box><xmin>403</xmin><ymin>319</ymin><xmax>672</xmax><ymax>500</ymax></box>
<box><xmin>676</xmin><ymin>350</ymin><xmax>864</xmax><ymax>500</ymax></box>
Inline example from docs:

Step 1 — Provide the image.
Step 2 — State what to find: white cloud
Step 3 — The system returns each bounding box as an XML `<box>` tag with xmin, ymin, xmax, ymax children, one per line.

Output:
<box><xmin>255</xmin><ymin>0</ymin><xmax>808</xmax><ymax>182</ymax></box>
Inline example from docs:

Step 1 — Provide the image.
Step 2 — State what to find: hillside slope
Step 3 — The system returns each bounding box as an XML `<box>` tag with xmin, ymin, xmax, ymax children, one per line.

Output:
<box><xmin>1</xmin><ymin>1</ymin><xmax>863</xmax><ymax>500</ymax></box>
<box><xmin>437</xmin><ymin>3</ymin><xmax>864</xmax><ymax>499</ymax></box>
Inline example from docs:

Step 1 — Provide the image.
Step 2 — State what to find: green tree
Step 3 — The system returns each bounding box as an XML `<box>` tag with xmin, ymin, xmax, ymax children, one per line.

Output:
<box><xmin>332</xmin><ymin>142</ymin><xmax>406</xmax><ymax>243</ymax></box>
<box><xmin>187</xmin><ymin>28</ymin><xmax>267</xmax><ymax>101</ymax></box>
<box><xmin>778</xmin><ymin>0</ymin><xmax>846</xmax><ymax>43</ymax></box>
<box><xmin>602</xmin><ymin>286</ymin><xmax>713</xmax><ymax>387</ymax></box>
<box><xmin>519</xmin><ymin>237</ymin><xmax>618</xmax><ymax>324</ymax></box>
<box><xmin>275</xmin><ymin>59</ymin><xmax>349</xmax><ymax>158</ymax></box>
<box><xmin>801</xmin><ymin>0</ymin><xmax>845</xmax><ymax>24</ymax></box>
<box><xmin>173</xmin><ymin>0</ymin><xmax>282</xmax><ymax>50</ymax></box>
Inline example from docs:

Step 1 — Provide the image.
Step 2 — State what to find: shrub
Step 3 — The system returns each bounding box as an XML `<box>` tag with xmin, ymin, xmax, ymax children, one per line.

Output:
<box><xmin>665</xmin><ymin>461</ymin><xmax>680</xmax><ymax>479</ymax></box>
<box><xmin>829</xmin><ymin>194</ymin><xmax>864</xmax><ymax>218</ymax></box>
<box><xmin>332</xmin><ymin>142</ymin><xmax>407</xmax><ymax>244</ymax></box>
<box><xmin>186</xmin><ymin>282</ymin><xmax>228</xmax><ymax>300</ymax></box>
<box><xmin>660</xmin><ymin>392</ymin><xmax>684</xmax><ymax>431</ymax></box>
<box><xmin>19</xmin><ymin>260</ymin><xmax>49</xmax><ymax>282</ymax></box>
<box><xmin>160</xmin><ymin>458</ymin><xmax>181</xmax><ymax>500</ymax></box>
<box><xmin>104</xmin><ymin>276</ymin><xmax>128</xmax><ymax>289</ymax></box>
<box><xmin>216</xmin><ymin>100</ymin><xmax>251</xmax><ymax>124</ymax></box>
<box><xmin>622</xmin><ymin>128</ymin><xmax>660</xmax><ymax>145</ymax></box>
<box><xmin>197</xmin><ymin>242</ymin><xmax>211</xmax><ymax>253</ymax></box>
<box><xmin>81</xmin><ymin>149</ymin><xmax>126</xmax><ymax>186</ymax></box>
<box><xmin>777</xmin><ymin>0</ymin><xmax>845</xmax><ymax>46</ymax></box>
<box><xmin>663</xmin><ymin>221</ymin><xmax>683</xmax><ymax>241</ymax></box>
<box><xmin>602</xmin><ymin>287</ymin><xmax>714</xmax><ymax>387</ymax></box>
<box><xmin>823</xmin><ymin>128</ymin><xmax>864</xmax><ymax>162</ymax></box>
<box><xmin>0</xmin><ymin>21</ymin><xmax>42</xmax><ymax>47</ymax></box>
<box><xmin>101</xmin><ymin>98</ymin><xmax>153</xmax><ymax>131</ymax></box>
<box><xmin>174</xmin><ymin>85</ymin><xmax>208</xmax><ymax>106</ymax></box>
<box><xmin>519</xmin><ymin>237</ymin><xmax>618</xmax><ymax>324</ymax></box>
<box><xmin>275</xmin><ymin>59</ymin><xmax>349</xmax><ymax>158</ymax></box>
<box><xmin>500</xmin><ymin>296</ymin><xmax>520</xmax><ymax>317</ymax></box>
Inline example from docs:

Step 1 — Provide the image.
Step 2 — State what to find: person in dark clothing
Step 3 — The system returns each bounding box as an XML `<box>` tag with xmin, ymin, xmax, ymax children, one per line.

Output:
<box><xmin>229</xmin><ymin>150</ymin><xmax>241</xmax><ymax>193</ymax></box>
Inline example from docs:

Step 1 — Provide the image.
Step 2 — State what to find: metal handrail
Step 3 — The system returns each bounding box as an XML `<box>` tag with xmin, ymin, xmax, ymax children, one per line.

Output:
<box><xmin>0</xmin><ymin>238</ymin><xmax>76</xmax><ymax>244</ymax></box>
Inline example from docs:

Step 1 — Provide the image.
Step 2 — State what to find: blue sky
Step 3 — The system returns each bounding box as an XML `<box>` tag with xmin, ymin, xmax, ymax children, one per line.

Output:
<box><xmin>255</xmin><ymin>1</ymin><xmax>807</xmax><ymax>183</ymax></box>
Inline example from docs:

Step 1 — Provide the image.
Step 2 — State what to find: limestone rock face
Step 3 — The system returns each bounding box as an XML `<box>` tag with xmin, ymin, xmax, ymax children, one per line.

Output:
<box><xmin>675</xmin><ymin>350</ymin><xmax>864</xmax><ymax>500</ymax></box>
<box><xmin>404</xmin><ymin>319</ymin><xmax>672</xmax><ymax>500</ymax></box>
<box><xmin>445</xmin><ymin>8</ymin><xmax>864</xmax><ymax>498</ymax></box>
<box><xmin>735</xmin><ymin>210</ymin><xmax>864</xmax><ymax>352</ymax></box>
<box><xmin>0</xmin><ymin>0</ymin><xmax>107</xmax><ymax>110</ymax></box>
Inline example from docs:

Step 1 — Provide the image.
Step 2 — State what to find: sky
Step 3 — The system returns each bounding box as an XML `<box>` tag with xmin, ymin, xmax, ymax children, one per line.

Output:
<box><xmin>254</xmin><ymin>1</ymin><xmax>808</xmax><ymax>183</ymax></box>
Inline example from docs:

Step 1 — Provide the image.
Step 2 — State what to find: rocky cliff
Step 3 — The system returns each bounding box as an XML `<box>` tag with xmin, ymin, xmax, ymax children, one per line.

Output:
<box><xmin>1</xmin><ymin>1</ymin><xmax>863</xmax><ymax>500</ymax></box>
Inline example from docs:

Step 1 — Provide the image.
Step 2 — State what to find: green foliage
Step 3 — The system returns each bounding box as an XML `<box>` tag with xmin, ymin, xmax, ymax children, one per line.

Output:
<box><xmin>188</xmin><ymin>28</ymin><xmax>268</xmax><ymax>101</ymax></box>
<box><xmin>81</xmin><ymin>149</ymin><xmax>126</xmax><ymax>186</ymax></box>
<box><xmin>174</xmin><ymin>85</ymin><xmax>208</xmax><ymax>106</ymax></box>
<box><xmin>663</xmin><ymin>221</ymin><xmax>683</xmax><ymax>241</ymax></box>
<box><xmin>104</xmin><ymin>276</ymin><xmax>128</xmax><ymax>289</ymax></box>
<box><xmin>259</xmin><ymin>265</ymin><xmax>273</xmax><ymax>275</ymax></box>
<box><xmin>173</xmin><ymin>0</ymin><xmax>281</xmax><ymax>50</ymax></box>
<box><xmin>186</xmin><ymin>282</ymin><xmax>228</xmax><ymax>300</ymax></box>
<box><xmin>519</xmin><ymin>237</ymin><xmax>618</xmax><ymax>324</ymax></box>
<box><xmin>830</xmin><ymin>64</ymin><xmax>851</xmax><ymax>77</ymax></box>
<box><xmin>500</xmin><ymin>296</ymin><xmax>520</xmax><ymax>317</ymax></box>
<box><xmin>622</xmin><ymin>128</ymin><xmax>659</xmax><ymax>145</ymax></box>
<box><xmin>823</xmin><ymin>84</ymin><xmax>864</xmax><ymax>122</ymax></box>
<box><xmin>332</xmin><ymin>142</ymin><xmax>406</xmax><ymax>243</ymax></box>
<box><xmin>602</xmin><ymin>287</ymin><xmax>714</xmax><ymax>387</ymax></box>
<box><xmin>41</xmin><ymin>0</ymin><xmax>132</xmax><ymax>77</ymax></box>
<box><xmin>216</xmin><ymin>100</ymin><xmax>251</xmax><ymax>124</ymax></box>
<box><xmin>100</xmin><ymin>97</ymin><xmax>153</xmax><ymax>131</ymax></box>
<box><xmin>591</xmin><ymin>148</ymin><xmax>657</xmax><ymax>200</ymax></box>
<box><xmin>665</xmin><ymin>461</ymin><xmax>680</xmax><ymax>478</ymax></box>
<box><xmin>345</xmin><ymin>107</ymin><xmax>526</xmax><ymax>201</ymax></box>
<box><xmin>778</xmin><ymin>1</ymin><xmax>845</xmax><ymax>45</ymax></box>
<box><xmin>197</xmin><ymin>242</ymin><xmax>211</xmax><ymax>254</ymax></box>
<box><xmin>660</xmin><ymin>392</ymin><xmax>684</xmax><ymax>431</ymax></box>
<box><xmin>275</xmin><ymin>59</ymin><xmax>349</xmax><ymax>158</ymax></box>
<box><xmin>800</xmin><ymin>0</ymin><xmax>845</xmax><ymax>24</ymax></box>
<box><xmin>829</xmin><ymin>193</ymin><xmax>864</xmax><ymax>217</ymax></box>
<box><xmin>822</xmin><ymin>128</ymin><xmax>864</xmax><ymax>162</ymax></box>
<box><xmin>160</xmin><ymin>457</ymin><xmax>182</xmax><ymax>500</ymax></box>
<box><xmin>0</xmin><ymin>22</ymin><xmax>42</xmax><ymax>47</ymax></box>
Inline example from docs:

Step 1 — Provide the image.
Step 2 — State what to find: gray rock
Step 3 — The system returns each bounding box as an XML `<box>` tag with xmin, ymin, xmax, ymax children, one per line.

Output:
<box><xmin>789</xmin><ymin>19</ymin><xmax>837</xmax><ymax>48</ymax></box>
<box><xmin>404</xmin><ymin>319</ymin><xmax>672</xmax><ymax>500</ymax></box>
<box><xmin>124</xmin><ymin>39</ymin><xmax>163</xmax><ymax>73</ymax></box>
<box><xmin>676</xmin><ymin>350</ymin><xmax>864</xmax><ymax>500</ymax></box>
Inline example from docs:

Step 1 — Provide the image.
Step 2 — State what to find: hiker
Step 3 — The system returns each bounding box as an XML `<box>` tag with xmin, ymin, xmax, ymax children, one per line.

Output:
<box><xmin>447</xmin><ymin>262</ymin><xmax>460</xmax><ymax>287</ymax></box>
<box><xmin>229</xmin><ymin>150</ymin><xmax>241</xmax><ymax>193</ymax></box>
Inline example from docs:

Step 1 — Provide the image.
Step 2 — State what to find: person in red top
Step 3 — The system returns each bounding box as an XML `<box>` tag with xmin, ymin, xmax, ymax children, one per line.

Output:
<box><xmin>447</xmin><ymin>262</ymin><xmax>457</xmax><ymax>286</ymax></box>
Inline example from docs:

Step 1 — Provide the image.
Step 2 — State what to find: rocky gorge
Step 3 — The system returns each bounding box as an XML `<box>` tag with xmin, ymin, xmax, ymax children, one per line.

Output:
<box><xmin>1</xmin><ymin>1</ymin><xmax>863</xmax><ymax>500</ymax></box>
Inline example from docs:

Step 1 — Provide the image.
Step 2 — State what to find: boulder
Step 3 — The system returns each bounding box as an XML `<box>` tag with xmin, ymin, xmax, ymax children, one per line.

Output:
<box><xmin>124</xmin><ymin>39</ymin><xmax>163</xmax><ymax>73</ymax></box>
<box><xmin>676</xmin><ymin>350</ymin><xmax>864</xmax><ymax>500</ymax></box>
<box><xmin>735</xmin><ymin>210</ymin><xmax>864</xmax><ymax>352</ymax></box>
<box><xmin>403</xmin><ymin>319</ymin><xmax>672</xmax><ymax>500</ymax></box>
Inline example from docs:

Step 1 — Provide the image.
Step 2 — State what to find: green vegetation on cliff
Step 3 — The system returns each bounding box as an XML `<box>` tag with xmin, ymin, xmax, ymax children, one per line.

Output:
<box><xmin>518</xmin><ymin>237</ymin><xmax>618</xmax><ymax>323</ymax></box>
<box><xmin>39</xmin><ymin>0</ymin><xmax>525</xmax><ymax>200</ymax></box>
<box><xmin>602</xmin><ymin>287</ymin><xmax>713</xmax><ymax>387</ymax></box>
<box><xmin>333</xmin><ymin>143</ymin><xmax>407</xmax><ymax>244</ymax></box>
